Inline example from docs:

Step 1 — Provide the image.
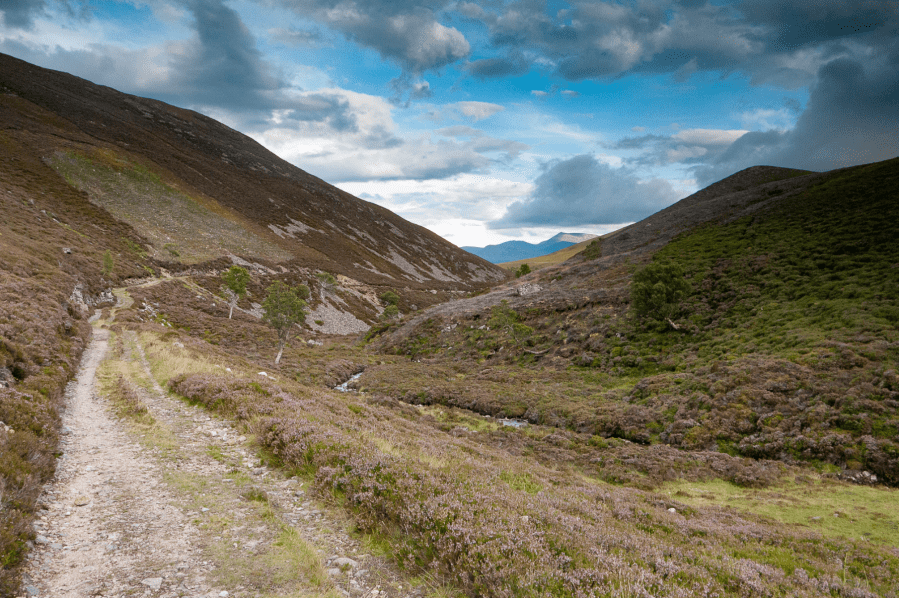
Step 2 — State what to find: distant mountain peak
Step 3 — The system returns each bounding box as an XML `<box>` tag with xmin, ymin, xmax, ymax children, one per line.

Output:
<box><xmin>547</xmin><ymin>232</ymin><xmax>598</xmax><ymax>244</ymax></box>
<box><xmin>462</xmin><ymin>232</ymin><xmax>599</xmax><ymax>264</ymax></box>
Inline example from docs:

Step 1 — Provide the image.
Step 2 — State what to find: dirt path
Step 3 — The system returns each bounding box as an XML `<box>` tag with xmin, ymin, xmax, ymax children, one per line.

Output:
<box><xmin>21</xmin><ymin>315</ymin><xmax>424</xmax><ymax>598</ymax></box>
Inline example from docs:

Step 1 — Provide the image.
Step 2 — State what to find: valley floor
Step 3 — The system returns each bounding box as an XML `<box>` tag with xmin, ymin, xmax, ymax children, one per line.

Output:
<box><xmin>16</xmin><ymin>277</ymin><xmax>899</xmax><ymax>598</ymax></box>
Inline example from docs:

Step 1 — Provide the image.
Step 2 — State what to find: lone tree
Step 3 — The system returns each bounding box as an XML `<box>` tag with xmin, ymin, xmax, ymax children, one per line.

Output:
<box><xmin>221</xmin><ymin>266</ymin><xmax>250</xmax><ymax>319</ymax></box>
<box><xmin>630</xmin><ymin>262</ymin><xmax>691</xmax><ymax>325</ymax></box>
<box><xmin>489</xmin><ymin>300</ymin><xmax>534</xmax><ymax>349</ymax></box>
<box><xmin>262</xmin><ymin>281</ymin><xmax>307</xmax><ymax>364</ymax></box>
<box><xmin>102</xmin><ymin>250</ymin><xmax>114</xmax><ymax>276</ymax></box>
<box><xmin>514</xmin><ymin>263</ymin><xmax>531</xmax><ymax>278</ymax></box>
<box><xmin>379</xmin><ymin>290</ymin><xmax>401</xmax><ymax>320</ymax></box>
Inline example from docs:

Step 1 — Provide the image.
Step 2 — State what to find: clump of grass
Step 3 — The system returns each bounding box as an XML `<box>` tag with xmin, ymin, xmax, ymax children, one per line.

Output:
<box><xmin>110</xmin><ymin>374</ymin><xmax>153</xmax><ymax>422</ymax></box>
<box><xmin>240</xmin><ymin>486</ymin><xmax>269</xmax><ymax>503</ymax></box>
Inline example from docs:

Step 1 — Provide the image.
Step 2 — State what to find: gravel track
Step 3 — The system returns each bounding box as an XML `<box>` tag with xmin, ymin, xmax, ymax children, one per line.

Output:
<box><xmin>21</xmin><ymin>312</ymin><xmax>422</xmax><ymax>598</ymax></box>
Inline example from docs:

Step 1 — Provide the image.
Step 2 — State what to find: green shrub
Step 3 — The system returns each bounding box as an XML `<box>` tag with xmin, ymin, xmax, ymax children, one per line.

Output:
<box><xmin>380</xmin><ymin>304</ymin><xmax>399</xmax><ymax>321</ymax></box>
<box><xmin>581</xmin><ymin>239</ymin><xmax>602</xmax><ymax>260</ymax></box>
<box><xmin>102</xmin><ymin>249</ymin><xmax>114</xmax><ymax>275</ymax></box>
<box><xmin>514</xmin><ymin>264</ymin><xmax>531</xmax><ymax>278</ymax></box>
<box><xmin>379</xmin><ymin>290</ymin><xmax>400</xmax><ymax>306</ymax></box>
<box><xmin>630</xmin><ymin>262</ymin><xmax>690</xmax><ymax>321</ymax></box>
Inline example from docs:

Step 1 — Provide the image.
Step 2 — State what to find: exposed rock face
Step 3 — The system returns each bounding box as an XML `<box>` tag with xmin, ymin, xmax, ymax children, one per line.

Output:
<box><xmin>67</xmin><ymin>285</ymin><xmax>115</xmax><ymax>316</ymax></box>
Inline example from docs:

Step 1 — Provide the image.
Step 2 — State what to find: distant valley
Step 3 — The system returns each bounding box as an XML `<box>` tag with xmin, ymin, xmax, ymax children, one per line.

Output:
<box><xmin>462</xmin><ymin>231</ymin><xmax>597</xmax><ymax>263</ymax></box>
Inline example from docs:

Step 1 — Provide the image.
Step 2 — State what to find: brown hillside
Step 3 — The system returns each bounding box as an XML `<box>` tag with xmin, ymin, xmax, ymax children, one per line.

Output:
<box><xmin>0</xmin><ymin>51</ymin><xmax>504</xmax><ymax>590</ymax></box>
<box><xmin>0</xmin><ymin>52</ymin><xmax>506</xmax><ymax>295</ymax></box>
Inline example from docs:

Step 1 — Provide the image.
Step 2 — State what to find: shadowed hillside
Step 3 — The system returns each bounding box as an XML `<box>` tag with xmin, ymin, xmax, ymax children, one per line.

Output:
<box><xmin>0</xmin><ymin>53</ymin><xmax>505</xmax><ymax>294</ymax></box>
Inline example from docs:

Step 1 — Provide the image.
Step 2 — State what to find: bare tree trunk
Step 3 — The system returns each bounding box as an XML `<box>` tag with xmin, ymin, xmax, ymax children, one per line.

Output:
<box><xmin>275</xmin><ymin>329</ymin><xmax>290</xmax><ymax>364</ymax></box>
<box><xmin>229</xmin><ymin>302</ymin><xmax>234</xmax><ymax>319</ymax></box>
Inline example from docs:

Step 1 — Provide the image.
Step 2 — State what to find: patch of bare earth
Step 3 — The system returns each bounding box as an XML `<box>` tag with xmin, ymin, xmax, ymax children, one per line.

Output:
<box><xmin>20</xmin><ymin>319</ymin><xmax>422</xmax><ymax>598</ymax></box>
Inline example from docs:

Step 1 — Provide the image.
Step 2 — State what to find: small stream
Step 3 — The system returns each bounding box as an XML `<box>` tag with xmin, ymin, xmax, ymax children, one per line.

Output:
<box><xmin>334</xmin><ymin>372</ymin><xmax>363</xmax><ymax>393</ymax></box>
<box><xmin>333</xmin><ymin>371</ymin><xmax>528</xmax><ymax>428</ymax></box>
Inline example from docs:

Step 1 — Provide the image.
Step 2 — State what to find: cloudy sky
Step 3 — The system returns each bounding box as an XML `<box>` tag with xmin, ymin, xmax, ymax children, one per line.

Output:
<box><xmin>2</xmin><ymin>1</ymin><xmax>897</xmax><ymax>247</ymax></box>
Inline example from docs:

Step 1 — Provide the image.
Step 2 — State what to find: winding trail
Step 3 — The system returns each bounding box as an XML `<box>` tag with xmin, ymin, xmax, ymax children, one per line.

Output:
<box><xmin>22</xmin><ymin>304</ymin><xmax>422</xmax><ymax>598</ymax></box>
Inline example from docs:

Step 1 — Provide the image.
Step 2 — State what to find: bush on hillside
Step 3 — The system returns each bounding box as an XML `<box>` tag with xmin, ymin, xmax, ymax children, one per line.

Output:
<box><xmin>631</xmin><ymin>262</ymin><xmax>690</xmax><ymax>322</ymax></box>
<box><xmin>379</xmin><ymin>290</ymin><xmax>400</xmax><ymax>306</ymax></box>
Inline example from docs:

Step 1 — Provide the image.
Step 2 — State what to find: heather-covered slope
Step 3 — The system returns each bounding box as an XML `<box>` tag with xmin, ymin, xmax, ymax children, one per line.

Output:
<box><xmin>371</xmin><ymin>157</ymin><xmax>899</xmax><ymax>484</ymax></box>
<box><xmin>4</xmin><ymin>156</ymin><xmax>898</xmax><ymax>597</ymax></box>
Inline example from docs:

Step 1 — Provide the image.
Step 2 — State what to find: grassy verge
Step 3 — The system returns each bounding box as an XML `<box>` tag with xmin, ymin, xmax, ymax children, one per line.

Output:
<box><xmin>662</xmin><ymin>477</ymin><xmax>899</xmax><ymax>548</ymax></box>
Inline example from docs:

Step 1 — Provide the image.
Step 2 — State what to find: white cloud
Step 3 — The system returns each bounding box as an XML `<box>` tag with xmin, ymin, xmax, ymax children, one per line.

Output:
<box><xmin>672</xmin><ymin>128</ymin><xmax>748</xmax><ymax>146</ymax></box>
<box><xmin>738</xmin><ymin>108</ymin><xmax>794</xmax><ymax>131</ymax></box>
<box><xmin>336</xmin><ymin>173</ymin><xmax>537</xmax><ymax>246</ymax></box>
<box><xmin>451</xmin><ymin>101</ymin><xmax>505</xmax><ymax>121</ymax></box>
<box><xmin>666</xmin><ymin>145</ymin><xmax>708</xmax><ymax>162</ymax></box>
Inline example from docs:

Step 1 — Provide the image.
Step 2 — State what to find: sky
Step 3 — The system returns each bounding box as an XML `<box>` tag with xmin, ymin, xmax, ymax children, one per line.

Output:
<box><xmin>2</xmin><ymin>1</ymin><xmax>898</xmax><ymax>247</ymax></box>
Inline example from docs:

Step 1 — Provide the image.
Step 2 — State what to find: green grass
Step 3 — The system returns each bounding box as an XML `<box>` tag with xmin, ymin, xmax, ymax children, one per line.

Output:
<box><xmin>48</xmin><ymin>151</ymin><xmax>291</xmax><ymax>264</ymax></box>
<box><xmin>662</xmin><ymin>477</ymin><xmax>899</xmax><ymax>547</ymax></box>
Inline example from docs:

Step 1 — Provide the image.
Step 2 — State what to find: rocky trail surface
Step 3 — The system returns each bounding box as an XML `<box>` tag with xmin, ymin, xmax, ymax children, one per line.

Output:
<box><xmin>20</xmin><ymin>313</ymin><xmax>422</xmax><ymax>598</ymax></box>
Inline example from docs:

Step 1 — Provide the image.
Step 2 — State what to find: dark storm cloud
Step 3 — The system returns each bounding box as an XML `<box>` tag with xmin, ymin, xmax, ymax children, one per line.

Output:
<box><xmin>695</xmin><ymin>54</ymin><xmax>899</xmax><ymax>186</ymax></box>
<box><xmin>466</xmin><ymin>55</ymin><xmax>528</xmax><ymax>79</ymax></box>
<box><xmin>0</xmin><ymin>0</ymin><xmax>46</xmax><ymax>29</ymax></box>
<box><xmin>490</xmin><ymin>155</ymin><xmax>679</xmax><ymax>229</ymax></box>
<box><xmin>739</xmin><ymin>0</ymin><xmax>899</xmax><ymax>51</ymax></box>
<box><xmin>459</xmin><ymin>0</ymin><xmax>899</xmax><ymax>89</ymax></box>
<box><xmin>1</xmin><ymin>0</ymin><xmax>363</xmax><ymax>133</ymax></box>
<box><xmin>1</xmin><ymin>0</ymin><xmax>92</xmax><ymax>29</ymax></box>
<box><xmin>272</xmin><ymin>1</ymin><xmax>469</xmax><ymax>74</ymax></box>
<box><xmin>161</xmin><ymin>0</ymin><xmax>283</xmax><ymax>111</ymax></box>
